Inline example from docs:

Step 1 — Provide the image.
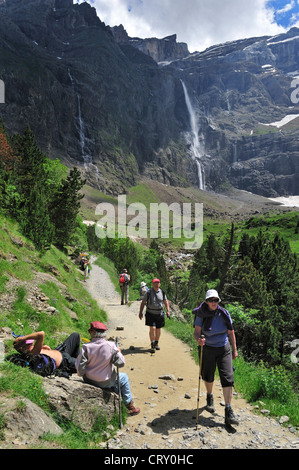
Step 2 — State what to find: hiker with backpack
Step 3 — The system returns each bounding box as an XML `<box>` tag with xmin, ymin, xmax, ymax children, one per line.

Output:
<box><xmin>193</xmin><ymin>289</ymin><xmax>239</xmax><ymax>427</ymax></box>
<box><xmin>139</xmin><ymin>281</ymin><xmax>149</xmax><ymax>300</ymax></box>
<box><xmin>12</xmin><ymin>330</ymin><xmax>80</xmax><ymax>377</ymax></box>
<box><xmin>75</xmin><ymin>321</ymin><xmax>140</xmax><ymax>416</ymax></box>
<box><xmin>79</xmin><ymin>254</ymin><xmax>90</xmax><ymax>282</ymax></box>
<box><xmin>139</xmin><ymin>278</ymin><xmax>170</xmax><ymax>353</ymax></box>
<box><xmin>83</xmin><ymin>258</ymin><xmax>90</xmax><ymax>282</ymax></box>
<box><xmin>119</xmin><ymin>268</ymin><xmax>130</xmax><ymax>305</ymax></box>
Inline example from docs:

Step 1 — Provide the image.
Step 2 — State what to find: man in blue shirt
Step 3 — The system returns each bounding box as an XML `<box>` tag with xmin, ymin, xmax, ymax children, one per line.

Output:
<box><xmin>193</xmin><ymin>289</ymin><xmax>239</xmax><ymax>426</ymax></box>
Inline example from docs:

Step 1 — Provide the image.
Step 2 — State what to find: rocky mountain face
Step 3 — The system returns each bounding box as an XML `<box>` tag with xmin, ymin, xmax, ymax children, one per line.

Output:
<box><xmin>165</xmin><ymin>31</ymin><xmax>299</xmax><ymax>196</ymax></box>
<box><xmin>0</xmin><ymin>0</ymin><xmax>190</xmax><ymax>193</ymax></box>
<box><xmin>111</xmin><ymin>25</ymin><xmax>189</xmax><ymax>63</ymax></box>
<box><xmin>0</xmin><ymin>0</ymin><xmax>298</xmax><ymax>196</ymax></box>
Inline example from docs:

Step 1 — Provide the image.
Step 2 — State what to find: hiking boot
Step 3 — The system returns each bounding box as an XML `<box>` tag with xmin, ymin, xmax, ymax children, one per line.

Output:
<box><xmin>206</xmin><ymin>393</ymin><xmax>215</xmax><ymax>413</ymax></box>
<box><xmin>154</xmin><ymin>341</ymin><xmax>160</xmax><ymax>350</ymax></box>
<box><xmin>225</xmin><ymin>406</ymin><xmax>239</xmax><ymax>426</ymax></box>
<box><xmin>127</xmin><ymin>401</ymin><xmax>140</xmax><ymax>416</ymax></box>
<box><xmin>150</xmin><ymin>342</ymin><xmax>156</xmax><ymax>353</ymax></box>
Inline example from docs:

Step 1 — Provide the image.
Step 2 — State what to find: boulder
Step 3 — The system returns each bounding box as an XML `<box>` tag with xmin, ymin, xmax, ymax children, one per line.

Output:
<box><xmin>3</xmin><ymin>396</ymin><xmax>62</xmax><ymax>440</ymax></box>
<box><xmin>43</xmin><ymin>375</ymin><xmax>119</xmax><ymax>432</ymax></box>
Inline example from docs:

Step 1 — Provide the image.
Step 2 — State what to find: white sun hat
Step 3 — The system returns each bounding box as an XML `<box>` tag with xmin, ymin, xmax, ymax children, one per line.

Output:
<box><xmin>205</xmin><ymin>289</ymin><xmax>221</xmax><ymax>302</ymax></box>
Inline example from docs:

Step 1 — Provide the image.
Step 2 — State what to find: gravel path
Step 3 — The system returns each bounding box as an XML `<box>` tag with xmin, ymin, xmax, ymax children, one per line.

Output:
<box><xmin>84</xmin><ymin>259</ymin><xmax>299</xmax><ymax>450</ymax></box>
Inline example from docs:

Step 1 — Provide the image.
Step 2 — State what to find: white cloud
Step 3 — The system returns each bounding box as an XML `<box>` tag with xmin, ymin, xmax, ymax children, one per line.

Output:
<box><xmin>76</xmin><ymin>0</ymin><xmax>288</xmax><ymax>52</ymax></box>
<box><xmin>276</xmin><ymin>0</ymin><xmax>295</xmax><ymax>15</ymax></box>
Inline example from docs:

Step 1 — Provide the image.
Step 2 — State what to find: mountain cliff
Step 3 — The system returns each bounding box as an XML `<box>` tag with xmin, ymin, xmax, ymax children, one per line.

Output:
<box><xmin>166</xmin><ymin>30</ymin><xmax>299</xmax><ymax>196</ymax></box>
<box><xmin>0</xmin><ymin>0</ymin><xmax>298</xmax><ymax>197</ymax></box>
<box><xmin>111</xmin><ymin>25</ymin><xmax>189</xmax><ymax>63</ymax></box>
<box><xmin>0</xmin><ymin>0</ymin><xmax>190</xmax><ymax>193</ymax></box>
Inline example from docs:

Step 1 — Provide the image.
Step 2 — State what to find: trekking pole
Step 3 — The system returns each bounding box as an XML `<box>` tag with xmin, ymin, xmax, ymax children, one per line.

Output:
<box><xmin>196</xmin><ymin>335</ymin><xmax>205</xmax><ymax>429</ymax></box>
<box><xmin>115</xmin><ymin>337</ymin><xmax>123</xmax><ymax>429</ymax></box>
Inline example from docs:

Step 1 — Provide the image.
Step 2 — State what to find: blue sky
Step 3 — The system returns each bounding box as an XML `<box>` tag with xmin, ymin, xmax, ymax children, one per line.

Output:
<box><xmin>267</xmin><ymin>0</ymin><xmax>299</xmax><ymax>27</ymax></box>
<box><xmin>75</xmin><ymin>1</ymin><xmax>299</xmax><ymax>52</ymax></box>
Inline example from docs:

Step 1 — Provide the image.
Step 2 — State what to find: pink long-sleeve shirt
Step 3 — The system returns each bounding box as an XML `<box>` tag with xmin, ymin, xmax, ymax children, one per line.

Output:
<box><xmin>75</xmin><ymin>337</ymin><xmax>125</xmax><ymax>386</ymax></box>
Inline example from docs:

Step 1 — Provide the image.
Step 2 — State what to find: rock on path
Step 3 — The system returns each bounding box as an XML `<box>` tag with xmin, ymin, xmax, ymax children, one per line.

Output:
<box><xmin>84</xmin><ymin>260</ymin><xmax>298</xmax><ymax>450</ymax></box>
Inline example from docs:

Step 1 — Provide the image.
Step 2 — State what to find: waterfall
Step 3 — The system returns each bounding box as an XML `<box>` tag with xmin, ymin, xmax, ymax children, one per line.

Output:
<box><xmin>77</xmin><ymin>94</ymin><xmax>91</xmax><ymax>169</ymax></box>
<box><xmin>181</xmin><ymin>80</ymin><xmax>205</xmax><ymax>190</ymax></box>
<box><xmin>68</xmin><ymin>69</ymin><xmax>101</xmax><ymax>188</ymax></box>
<box><xmin>233</xmin><ymin>141</ymin><xmax>238</xmax><ymax>163</ymax></box>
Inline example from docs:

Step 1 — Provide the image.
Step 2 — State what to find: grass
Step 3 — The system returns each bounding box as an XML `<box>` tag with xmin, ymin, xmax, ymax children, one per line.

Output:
<box><xmin>42</xmin><ymin>407</ymin><xmax>123</xmax><ymax>449</ymax></box>
<box><xmin>239</xmin><ymin>211</ymin><xmax>299</xmax><ymax>254</ymax></box>
<box><xmin>234</xmin><ymin>357</ymin><xmax>299</xmax><ymax>428</ymax></box>
<box><xmin>126</xmin><ymin>182</ymin><xmax>161</xmax><ymax>209</ymax></box>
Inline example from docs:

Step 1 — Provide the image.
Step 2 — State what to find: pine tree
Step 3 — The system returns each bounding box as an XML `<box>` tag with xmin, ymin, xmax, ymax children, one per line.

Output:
<box><xmin>8</xmin><ymin>126</ymin><xmax>55</xmax><ymax>249</ymax></box>
<box><xmin>223</xmin><ymin>257</ymin><xmax>271</xmax><ymax>308</ymax></box>
<box><xmin>20</xmin><ymin>188</ymin><xmax>53</xmax><ymax>251</ymax></box>
<box><xmin>156</xmin><ymin>253</ymin><xmax>172</xmax><ymax>295</ymax></box>
<box><xmin>218</xmin><ymin>223</ymin><xmax>238</xmax><ymax>294</ymax></box>
<box><xmin>205</xmin><ymin>233</ymin><xmax>222</xmax><ymax>280</ymax></box>
<box><xmin>49</xmin><ymin>167</ymin><xmax>85</xmax><ymax>248</ymax></box>
<box><xmin>257</xmin><ymin>306</ymin><xmax>282</xmax><ymax>365</ymax></box>
<box><xmin>11</xmin><ymin>126</ymin><xmax>48</xmax><ymax>200</ymax></box>
<box><xmin>187</xmin><ymin>243</ymin><xmax>208</xmax><ymax>308</ymax></box>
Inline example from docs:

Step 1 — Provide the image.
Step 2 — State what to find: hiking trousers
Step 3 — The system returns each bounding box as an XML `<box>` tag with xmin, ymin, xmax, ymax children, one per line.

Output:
<box><xmin>55</xmin><ymin>332</ymin><xmax>81</xmax><ymax>372</ymax></box>
<box><xmin>121</xmin><ymin>284</ymin><xmax>129</xmax><ymax>304</ymax></box>
<box><xmin>200</xmin><ymin>343</ymin><xmax>234</xmax><ymax>388</ymax></box>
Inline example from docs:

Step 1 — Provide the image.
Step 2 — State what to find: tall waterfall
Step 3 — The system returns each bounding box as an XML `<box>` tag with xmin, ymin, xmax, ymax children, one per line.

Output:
<box><xmin>68</xmin><ymin>69</ymin><xmax>101</xmax><ymax>188</ymax></box>
<box><xmin>77</xmin><ymin>94</ymin><xmax>91</xmax><ymax>169</ymax></box>
<box><xmin>181</xmin><ymin>80</ymin><xmax>205</xmax><ymax>190</ymax></box>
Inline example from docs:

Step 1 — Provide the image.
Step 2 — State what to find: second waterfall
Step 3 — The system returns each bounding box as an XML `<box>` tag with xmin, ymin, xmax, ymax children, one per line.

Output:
<box><xmin>181</xmin><ymin>80</ymin><xmax>205</xmax><ymax>191</ymax></box>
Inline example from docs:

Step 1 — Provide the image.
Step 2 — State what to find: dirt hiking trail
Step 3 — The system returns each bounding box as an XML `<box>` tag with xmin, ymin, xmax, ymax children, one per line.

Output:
<box><xmin>84</xmin><ymin>260</ymin><xmax>298</xmax><ymax>450</ymax></box>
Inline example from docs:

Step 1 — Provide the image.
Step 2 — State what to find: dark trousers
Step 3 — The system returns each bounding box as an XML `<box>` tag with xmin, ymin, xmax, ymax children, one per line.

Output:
<box><xmin>121</xmin><ymin>284</ymin><xmax>128</xmax><ymax>304</ymax></box>
<box><xmin>55</xmin><ymin>332</ymin><xmax>80</xmax><ymax>372</ymax></box>
<box><xmin>200</xmin><ymin>343</ymin><xmax>234</xmax><ymax>388</ymax></box>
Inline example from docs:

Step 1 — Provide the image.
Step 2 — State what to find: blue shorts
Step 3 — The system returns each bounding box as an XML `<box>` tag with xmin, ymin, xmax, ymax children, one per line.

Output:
<box><xmin>145</xmin><ymin>311</ymin><xmax>165</xmax><ymax>328</ymax></box>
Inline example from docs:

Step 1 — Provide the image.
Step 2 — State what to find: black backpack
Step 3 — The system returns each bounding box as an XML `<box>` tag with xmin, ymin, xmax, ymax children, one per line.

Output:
<box><xmin>7</xmin><ymin>353</ymin><xmax>55</xmax><ymax>377</ymax></box>
<box><xmin>28</xmin><ymin>354</ymin><xmax>56</xmax><ymax>377</ymax></box>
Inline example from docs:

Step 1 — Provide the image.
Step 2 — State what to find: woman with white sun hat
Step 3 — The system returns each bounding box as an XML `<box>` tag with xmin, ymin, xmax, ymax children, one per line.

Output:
<box><xmin>193</xmin><ymin>289</ymin><xmax>239</xmax><ymax>426</ymax></box>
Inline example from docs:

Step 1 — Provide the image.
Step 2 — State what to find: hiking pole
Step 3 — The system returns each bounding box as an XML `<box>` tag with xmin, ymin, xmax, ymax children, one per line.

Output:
<box><xmin>115</xmin><ymin>337</ymin><xmax>123</xmax><ymax>429</ymax></box>
<box><xmin>196</xmin><ymin>335</ymin><xmax>205</xmax><ymax>430</ymax></box>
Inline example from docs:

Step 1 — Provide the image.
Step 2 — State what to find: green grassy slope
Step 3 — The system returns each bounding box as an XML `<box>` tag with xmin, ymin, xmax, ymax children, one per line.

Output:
<box><xmin>0</xmin><ymin>213</ymin><xmax>107</xmax><ymax>348</ymax></box>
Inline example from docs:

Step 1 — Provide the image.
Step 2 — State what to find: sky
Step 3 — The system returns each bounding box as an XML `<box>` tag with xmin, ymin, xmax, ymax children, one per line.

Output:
<box><xmin>75</xmin><ymin>0</ymin><xmax>299</xmax><ymax>52</ymax></box>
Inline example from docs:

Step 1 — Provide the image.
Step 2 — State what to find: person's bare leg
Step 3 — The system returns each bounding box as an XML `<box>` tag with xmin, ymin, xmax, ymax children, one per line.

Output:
<box><xmin>223</xmin><ymin>386</ymin><xmax>232</xmax><ymax>405</ymax></box>
<box><xmin>149</xmin><ymin>326</ymin><xmax>156</xmax><ymax>342</ymax></box>
<box><xmin>204</xmin><ymin>381</ymin><xmax>213</xmax><ymax>394</ymax></box>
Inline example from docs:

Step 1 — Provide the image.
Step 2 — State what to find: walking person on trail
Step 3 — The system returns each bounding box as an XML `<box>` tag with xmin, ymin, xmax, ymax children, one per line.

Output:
<box><xmin>119</xmin><ymin>268</ymin><xmax>130</xmax><ymax>305</ymax></box>
<box><xmin>193</xmin><ymin>289</ymin><xmax>239</xmax><ymax>426</ymax></box>
<box><xmin>139</xmin><ymin>281</ymin><xmax>149</xmax><ymax>300</ymax></box>
<box><xmin>79</xmin><ymin>254</ymin><xmax>90</xmax><ymax>282</ymax></box>
<box><xmin>139</xmin><ymin>278</ymin><xmax>170</xmax><ymax>353</ymax></box>
<box><xmin>83</xmin><ymin>257</ymin><xmax>90</xmax><ymax>282</ymax></box>
<box><xmin>75</xmin><ymin>321</ymin><xmax>140</xmax><ymax>416</ymax></box>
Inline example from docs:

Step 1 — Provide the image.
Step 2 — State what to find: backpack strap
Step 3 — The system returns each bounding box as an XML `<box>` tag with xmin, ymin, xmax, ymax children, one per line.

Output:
<box><xmin>28</xmin><ymin>354</ymin><xmax>56</xmax><ymax>377</ymax></box>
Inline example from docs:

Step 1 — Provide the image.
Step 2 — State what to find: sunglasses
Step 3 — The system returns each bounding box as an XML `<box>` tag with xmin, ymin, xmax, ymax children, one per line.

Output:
<box><xmin>207</xmin><ymin>298</ymin><xmax>219</xmax><ymax>303</ymax></box>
